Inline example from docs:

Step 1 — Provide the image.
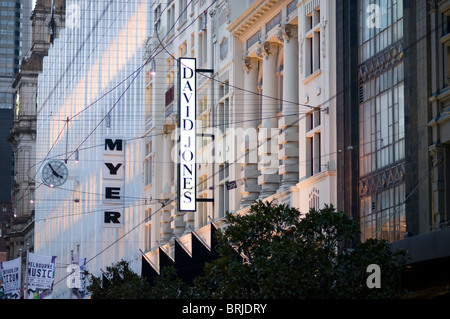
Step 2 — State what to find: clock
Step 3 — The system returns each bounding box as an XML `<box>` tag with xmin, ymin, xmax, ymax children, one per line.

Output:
<box><xmin>42</xmin><ymin>160</ymin><xmax>69</xmax><ymax>187</ymax></box>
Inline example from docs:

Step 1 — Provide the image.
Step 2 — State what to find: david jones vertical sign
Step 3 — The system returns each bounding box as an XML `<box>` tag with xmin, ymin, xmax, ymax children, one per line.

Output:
<box><xmin>103</xmin><ymin>138</ymin><xmax>124</xmax><ymax>227</ymax></box>
<box><xmin>178</xmin><ymin>58</ymin><xmax>197</xmax><ymax>212</ymax></box>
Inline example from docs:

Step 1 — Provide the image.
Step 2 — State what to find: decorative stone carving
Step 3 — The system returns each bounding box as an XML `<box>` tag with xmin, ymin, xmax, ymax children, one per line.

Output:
<box><xmin>321</xmin><ymin>17</ymin><xmax>328</xmax><ymax>58</ymax></box>
<box><xmin>242</xmin><ymin>56</ymin><xmax>259</xmax><ymax>73</ymax></box>
<box><xmin>299</xmin><ymin>33</ymin><xmax>305</xmax><ymax>73</ymax></box>
<box><xmin>277</xmin><ymin>24</ymin><xmax>298</xmax><ymax>43</ymax></box>
<box><xmin>225</xmin><ymin>0</ymin><xmax>231</xmax><ymax>24</ymax></box>
<box><xmin>257</xmin><ymin>41</ymin><xmax>278</xmax><ymax>59</ymax></box>
<box><xmin>209</xmin><ymin>8</ymin><xmax>216</xmax><ymax>39</ymax></box>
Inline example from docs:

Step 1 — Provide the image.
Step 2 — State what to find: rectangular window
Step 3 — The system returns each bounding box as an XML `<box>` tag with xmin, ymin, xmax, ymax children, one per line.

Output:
<box><xmin>304</xmin><ymin>7</ymin><xmax>321</xmax><ymax>77</ymax></box>
<box><xmin>358</xmin><ymin>0</ymin><xmax>406</xmax><ymax>242</ymax></box>
<box><xmin>360</xmin><ymin>184</ymin><xmax>405</xmax><ymax>242</ymax></box>
<box><xmin>145</xmin><ymin>82</ymin><xmax>152</xmax><ymax>118</ymax></box>
<box><xmin>218</xmin><ymin>98</ymin><xmax>229</xmax><ymax>134</ymax></box>
<box><xmin>167</xmin><ymin>4</ymin><xmax>175</xmax><ymax>36</ymax></box>
<box><xmin>144</xmin><ymin>209</ymin><xmax>151</xmax><ymax>251</ymax></box>
<box><xmin>179</xmin><ymin>41</ymin><xmax>187</xmax><ymax>57</ymax></box>
<box><xmin>179</xmin><ymin>0</ymin><xmax>187</xmax><ymax>24</ymax></box>
<box><xmin>190</xmin><ymin>32</ymin><xmax>195</xmax><ymax>57</ymax></box>
<box><xmin>199</xmin><ymin>30</ymin><xmax>207</xmax><ymax>66</ymax></box>
<box><xmin>145</xmin><ymin>141</ymin><xmax>153</xmax><ymax>186</ymax></box>
<box><xmin>218</xmin><ymin>183</ymin><xmax>229</xmax><ymax>219</ymax></box>
<box><xmin>220</xmin><ymin>37</ymin><xmax>228</xmax><ymax>60</ymax></box>
<box><xmin>154</xmin><ymin>4</ymin><xmax>161</xmax><ymax>32</ymax></box>
<box><xmin>306</xmin><ymin>108</ymin><xmax>321</xmax><ymax>177</ymax></box>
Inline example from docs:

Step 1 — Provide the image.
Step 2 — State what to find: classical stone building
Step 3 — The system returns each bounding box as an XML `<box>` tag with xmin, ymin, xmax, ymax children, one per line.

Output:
<box><xmin>142</xmin><ymin>0</ymin><xmax>338</xmax><ymax>277</ymax></box>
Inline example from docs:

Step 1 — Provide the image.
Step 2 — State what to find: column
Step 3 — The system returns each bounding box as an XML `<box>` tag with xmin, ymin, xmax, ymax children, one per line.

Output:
<box><xmin>429</xmin><ymin>143</ymin><xmax>446</xmax><ymax>229</ymax></box>
<box><xmin>160</xmin><ymin>126</ymin><xmax>175</xmax><ymax>244</ymax></box>
<box><xmin>240</xmin><ymin>57</ymin><xmax>260</xmax><ymax>208</ymax></box>
<box><xmin>257</xmin><ymin>41</ymin><xmax>280</xmax><ymax>199</ymax></box>
<box><xmin>278</xmin><ymin>24</ymin><xmax>299</xmax><ymax>190</ymax></box>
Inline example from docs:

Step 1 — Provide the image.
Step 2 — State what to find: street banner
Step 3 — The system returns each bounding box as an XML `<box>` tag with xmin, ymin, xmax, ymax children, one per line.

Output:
<box><xmin>0</xmin><ymin>257</ymin><xmax>21</xmax><ymax>299</ymax></box>
<box><xmin>78</xmin><ymin>258</ymin><xmax>87</xmax><ymax>298</ymax></box>
<box><xmin>69</xmin><ymin>256</ymin><xmax>87</xmax><ymax>299</ymax></box>
<box><xmin>26</xmin><ymin>252</ymin><xmax>57</xmax><ymax>299</ymax></box>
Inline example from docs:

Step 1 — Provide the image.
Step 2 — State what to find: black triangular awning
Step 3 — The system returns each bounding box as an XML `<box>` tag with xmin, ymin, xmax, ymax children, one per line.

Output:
<box><xmin>159</xmin><ymin>247</ymin><xmax>174</xmax><ymax>270</ymax></box>
<box><xmin>141</xmin><ymin>223</ymin><xmax>220</xmax><ymax>285</ymax></box>
<box><xmin>191</xmin><ymin>231</ymin><xmax>212</xmax><ymax>263</ymax></box>
<box><xmin>188</xmin><ymin>224</ymin><xmax>220</xmax><ymax>279</ymax></box>
<box><xmin>141</xmin><ymin>255</ymin><xmax>158</xmax><ymax>285</ymax></box>
<box><xmin>209</xmin><ymin>223</ymin><xmax>220</xmax><ymax>260</ymax></box>
<box><xmin>174</xmin><ymin>236</ymin><xmax>196</xmax><ymax>285</ymax></box>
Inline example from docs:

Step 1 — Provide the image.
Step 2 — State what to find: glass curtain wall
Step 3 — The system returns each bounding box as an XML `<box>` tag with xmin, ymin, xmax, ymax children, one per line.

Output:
<box><xmin>358</xmin><ymin>0</ymin><xmax>406</xmax><ymax>242</ymax></box>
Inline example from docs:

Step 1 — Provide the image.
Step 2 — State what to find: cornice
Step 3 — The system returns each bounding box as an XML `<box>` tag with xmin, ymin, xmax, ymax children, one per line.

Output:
<box><xmin>227</xmin><ymin>0</ymin><xmax>282</xmax><ymax>39</ymax></box>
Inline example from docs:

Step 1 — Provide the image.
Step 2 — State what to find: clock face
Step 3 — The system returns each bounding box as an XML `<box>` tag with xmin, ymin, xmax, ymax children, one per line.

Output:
<box><xmin>42</xmin><ymin>160</ymin><xmax>69</xmax><ymax>187</ymax></box>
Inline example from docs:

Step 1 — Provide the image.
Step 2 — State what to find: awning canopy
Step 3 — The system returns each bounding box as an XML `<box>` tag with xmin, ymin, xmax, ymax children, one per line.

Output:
<box><xmin>141</xmin><ymin>223</ymin><xmax>219</xmax><ymax>285</ymax></box>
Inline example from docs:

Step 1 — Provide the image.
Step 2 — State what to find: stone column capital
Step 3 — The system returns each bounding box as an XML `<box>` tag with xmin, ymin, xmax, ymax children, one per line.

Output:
<box><xmin>243</xmin><ymin>56</ymin><xmax>260</xmax><ymax>72</ymax></box>
<box><xmin>277</xmin><ymin>24</ymin><xmax>298</xmax><ymax>43</ymax></box>
<box><xmin>162</xmin><ymin>122</ymin><xmax>176</xmax><ymax>136</ymax></box>
<box><xmin>429</xmin><ymin>143</ymin><xmax>445</xmax><ymax>165</ymax></box>
<box><xmin>256</xmin><ymin>41</ymin><xmax>279</xmax><ymax>59</ymax></box>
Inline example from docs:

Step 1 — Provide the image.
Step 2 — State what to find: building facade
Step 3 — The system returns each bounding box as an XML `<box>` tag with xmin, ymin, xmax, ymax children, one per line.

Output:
<box><xmin>0</xmin><ymin>0</ymin><xmax>33</xmax><ymax>108</ymax></box>
<box><xmin>337</xmin><ymin>0</ymin><xmax>450</xmax><ymax>241</ymax></box>
<box><xmin>27</xmin><ymin>0</ymin><xmax>450</xmax><ymax>298</ymax></box>
<box><xmin>34</xmin><ymin>0</ymin><xmax>150</xmax><ymax>298</ymax></box>
<box><xmin>142</xmin><ymin>0</ymin><xmax>338</xmax><ymax>276</ymax></box>
<box><xmin>336</xmin><ymin>0</ymin><xmax>450</xmax><ymax>296</ymax></box>
<box><xmin>6</xmin><ymin>0</ymin><xmax>65</xmax><ymax>288</ymax></box>
<box><xmin>0</xmin><ymin>0</ymin><xmax>33</xmax><ymax>233</ymax></box>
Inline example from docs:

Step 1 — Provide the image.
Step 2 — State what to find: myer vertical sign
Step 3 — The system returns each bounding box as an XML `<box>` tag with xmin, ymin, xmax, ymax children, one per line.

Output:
<box><xmin>103</xmin><ymin>138</ymin><xmax>124</xmax><ymax>227</ymax></box>
<box><xmin>178</xmin><ymin>58</ymin><xmax>196</xmax><ymax>212</ymax></box>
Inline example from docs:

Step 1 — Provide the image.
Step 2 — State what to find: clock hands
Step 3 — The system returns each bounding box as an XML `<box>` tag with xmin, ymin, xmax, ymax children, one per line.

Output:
<box><xmin>43</xmin><ymin>161</ymin><xmax>68</xmax><ymax>188</ymax></box>
<box><xmin>49</xmin><ymin>164</ymin><xmax>63</xmax><ymax>179</ymax></box>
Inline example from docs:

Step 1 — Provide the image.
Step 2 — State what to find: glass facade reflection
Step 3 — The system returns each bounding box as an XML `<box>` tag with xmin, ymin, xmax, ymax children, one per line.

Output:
<box><xmin>358</xmin><ymin>0</ymin><xmax>406</xmax><ymax>241</ymax></box>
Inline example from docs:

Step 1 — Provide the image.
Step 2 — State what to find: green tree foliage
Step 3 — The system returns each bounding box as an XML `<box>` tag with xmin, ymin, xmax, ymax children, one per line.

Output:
<box><xmin>85</xmin><ymin>259</ymin><xmax>153</xmax><ymax>299</ymax></box>
<box><xmin>148</xmin><ymin>266</ymin><xmax>191</xmax><ymax>299</ymax></box>
<box><xmin>85</xmin><ymin>260</ymin><xmax>190</xmax><ymax>299</ymax></box>
<box><xmin>85</xmin><ymin>201</ymin><xmax>407</xmax><ymax>299</ymax></box>
<box><xmin>192</xmin><ymin>201</ymin><xmax>407</xmax><ymax>299</ymax></box>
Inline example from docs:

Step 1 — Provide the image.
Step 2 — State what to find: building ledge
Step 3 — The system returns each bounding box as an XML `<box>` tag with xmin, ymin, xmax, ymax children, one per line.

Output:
<box><xmin>440</xmin><ymin>31</ymin><xmax>450</xmax><ymax>47</ymax></box>
<box><xmin>297</xmin><ymin>169</ymin><xmax>337</xmax><ymax>189</ymax></box>
<box><xmin>439</xmin><ymin>0</ymin><xmax>450</xmax><ymax>16</ymax></box>
<box><xmin>303</xmin><ymin>69</ymin><xmax>322</xmax><ymax>85</ymax></box>
<box><xmin>429</xmin><ymin>85</ymin><xmax>450</xmax><ymax>104</ymax></box>
<box><xmin>391</xmin><ymin>229</ymin><xmax>450</xmax><ymax>265</ymax></box>
<box><xmin>227</xmin><ymin>0</ymin><xmax>282</xmax><ymax>39</ymax></box>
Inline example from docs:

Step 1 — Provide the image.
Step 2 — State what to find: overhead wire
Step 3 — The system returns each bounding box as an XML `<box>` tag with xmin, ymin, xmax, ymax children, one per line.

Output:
<box><xmin>14</xmin><ymin>0</ymin><xmax>446</xmax><ymax>292</ymax></box>
<box><xmin>25</xmin><ymin>0</ymin><xmax>425</xmax><ymax>212</ymax></box>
